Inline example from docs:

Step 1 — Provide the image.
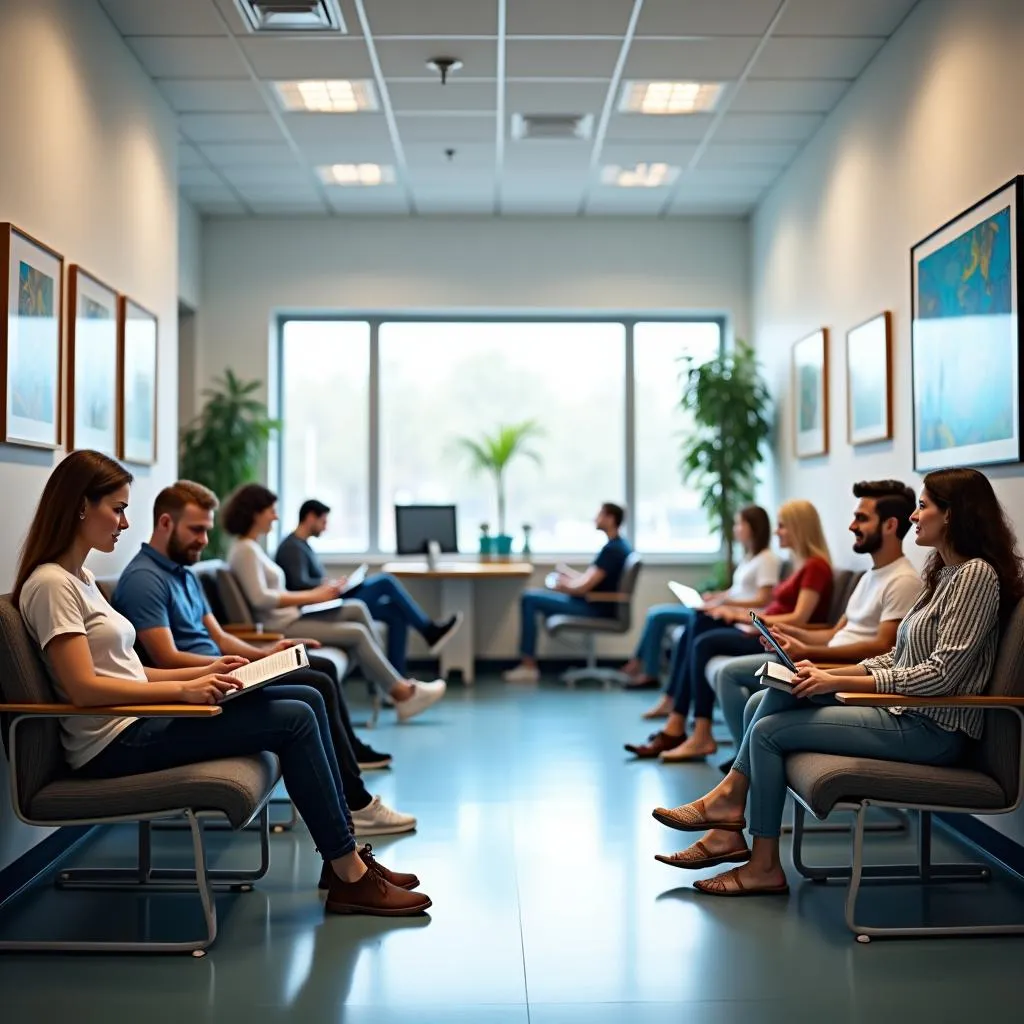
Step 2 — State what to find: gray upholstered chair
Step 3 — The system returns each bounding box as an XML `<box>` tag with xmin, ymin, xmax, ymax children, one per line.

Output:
<box><xmin>545</xmin><ymin>552</ymin><xmax>643</xmax><ymax>687</ymax></box>
<box><xmin>786</xmin><ymin>599</ymin><xmax>1024</xmax><ymax>941</ymax></box>
<box><xmin>0</xmin><ymin>595</ymin><xmax>279</xmax><ymax>954</ymax></box>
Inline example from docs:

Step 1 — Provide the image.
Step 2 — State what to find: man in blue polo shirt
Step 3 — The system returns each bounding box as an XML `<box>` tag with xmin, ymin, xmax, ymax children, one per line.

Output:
<box><xmin>112</xmin><ymin>481</ymin><xmax>415</xmax><ymax>836</ymax></box>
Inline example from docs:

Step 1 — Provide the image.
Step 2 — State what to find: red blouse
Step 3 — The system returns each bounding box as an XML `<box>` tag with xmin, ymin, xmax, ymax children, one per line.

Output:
<box><xmin>763</xmin><ymin>556</ymin><xmax>833</xmax><ymax>623</ymax></box>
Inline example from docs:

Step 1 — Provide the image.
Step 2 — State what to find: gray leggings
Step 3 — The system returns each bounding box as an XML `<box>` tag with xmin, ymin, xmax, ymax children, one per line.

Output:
<box><xmin>284</xmin><ymin>599</ymin><xmax>403</xmax><ymax>692</ymax></box>
<box><xmin>733</xmin><ymin>686</ymin><xmax>966</xmax><ymax>838</ymax></box>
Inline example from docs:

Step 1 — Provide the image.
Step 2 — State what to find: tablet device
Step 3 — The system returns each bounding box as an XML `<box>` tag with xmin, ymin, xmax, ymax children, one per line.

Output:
<box><xmin>748</xmin><ymin>612</ymin><xmax>798</xmax><ymax>673</ymax></box>
<box><xmin>340</xmin><ymin>563</ymin><xmax>369</xmax><ymax>594</ymax></box>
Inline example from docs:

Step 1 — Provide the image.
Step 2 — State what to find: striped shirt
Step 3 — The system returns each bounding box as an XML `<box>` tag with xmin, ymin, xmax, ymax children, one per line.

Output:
<box><xmin>861</xmin><ymin>558</ymin><xmax>999</xmax><ymax>740</ymax></box>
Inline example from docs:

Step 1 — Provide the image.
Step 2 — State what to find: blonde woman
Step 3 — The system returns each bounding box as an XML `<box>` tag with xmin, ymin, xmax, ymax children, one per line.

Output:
<box><xmin>626</xmin><ymin>500</ymin><xmax>832</xmax><ymax>761</ymax></box>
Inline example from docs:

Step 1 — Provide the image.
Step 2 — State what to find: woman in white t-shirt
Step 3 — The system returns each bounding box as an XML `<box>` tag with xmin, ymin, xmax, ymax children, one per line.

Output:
<box><xmin>622</xmin><ymin>506</ymin><xmax>781</xmax><ymax>693</ymax></box>
<box><xmin>15</xmin><ymin>450</ymin><xmax>430</xmax><ymax>917</ymax></box>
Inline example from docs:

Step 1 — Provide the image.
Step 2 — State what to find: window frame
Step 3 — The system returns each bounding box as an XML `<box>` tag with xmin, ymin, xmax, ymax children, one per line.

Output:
<box><xmin>275</xmin><ymin>312</ymin><xmax>728</xmax><ymax>559</ymax></box>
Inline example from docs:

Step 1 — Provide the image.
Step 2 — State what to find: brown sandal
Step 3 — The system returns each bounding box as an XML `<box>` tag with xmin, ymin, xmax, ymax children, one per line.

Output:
<box><xmin>693</xmin><ymin>866</ymin><xmax>789</xmax><ymax>897</ymax></box>
<box><xmin>654</xmin><ymin>839</ymin><xmax>751</xmax><ymax>870</ymax></box>
<box><xmin>651</xmin><ymin>797</ymin><xmax>746</xmax><ymax>833</ymax></box>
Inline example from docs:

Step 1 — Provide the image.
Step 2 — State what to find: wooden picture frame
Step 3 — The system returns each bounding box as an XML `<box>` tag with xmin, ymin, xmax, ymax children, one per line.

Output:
<box><xmin>0</xmin><ymin>223</ymin><xmax>64</xmax><ymax>449</ymax></box>
<box><xmin>67</xmin><ymin>266</ymin><xmax>119</xmax><ymax>455</ymax></box>
<box><xmin>792</xmin><ymin>328</ymin><xmax>829</xmax><ymax>458</ymax></box>
<box><xmin>846</xmin><ymin>311</ymin><xmax>893</xmax><ymax>445</ymax></box>
<box><xmin>118</xmin><ymin>296</ymin><xmax>158</xmax><ymax>465</ymax></box>
<box><xmin>911</xmin><ymin>175</ymin><xmax>1023</xmax><ymax>471</ymax></box>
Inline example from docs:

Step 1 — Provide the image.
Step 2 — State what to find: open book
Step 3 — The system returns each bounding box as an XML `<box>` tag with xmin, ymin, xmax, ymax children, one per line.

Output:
<box><xmin>220</xmin><ymin>644</ymin><xmax>310</xmax><ymax>702</ymax></box>
<box><xmin>755</xmin><ymin>661</ymin><xmax>797</xmax><ymax>693</ymax></box>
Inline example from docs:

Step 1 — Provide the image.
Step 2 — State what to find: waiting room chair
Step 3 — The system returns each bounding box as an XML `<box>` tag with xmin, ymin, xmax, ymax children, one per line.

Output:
<box><xmin>546</xmin><ymin>553</ymin><xmax>643</xmax><ymax>687</ymax></box>
<box><xmin>0</xmin><ymin>595</ymin><xmax>278</xmax><ymax>954</ymax></box>
<box><xmin>786</xmin><ymin>599</ymin><xmax>1024</xmax><ymax>941</ymax></box>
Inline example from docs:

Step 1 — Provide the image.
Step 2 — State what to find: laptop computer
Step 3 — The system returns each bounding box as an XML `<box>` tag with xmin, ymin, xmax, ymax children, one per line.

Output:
<box><xmin>667</xmin><ymin>580</ymin><xmax>704</xmax><ymax>608</ymax></box>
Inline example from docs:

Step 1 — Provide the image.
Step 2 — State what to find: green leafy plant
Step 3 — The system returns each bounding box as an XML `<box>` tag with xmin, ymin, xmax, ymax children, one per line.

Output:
<box><xmin>179</xmin><ymin>370</ymin><xmax>280</xmax><ymax>557</ymax></box>
<box><xmin>679</xmin><ymin>340</ymin><xmax>772</xmax><ymax>581</ymax></box>
<box><xmin>452</xmin><ymin>420</ymin><xmax>544</xmax><ymax>536</ymax></box>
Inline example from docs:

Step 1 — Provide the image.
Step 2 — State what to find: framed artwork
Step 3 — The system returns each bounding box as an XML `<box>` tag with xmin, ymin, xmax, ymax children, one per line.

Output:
<box><xmin>67</xmin><ymin>266</ymin><xmax>119</xmax><ymax>455</ymax></box>
<box><xmin>792</xmin><ymin>329</ymin><xmax>829</xmax><ymax>458</ymax></box>
<box><xmin>911</xmin><ymin>175</ymin><xmax>1023</xmax><ymax>471</ymax></box>
<box><xmin>118</xmin><ymin>297</ymin><xmax>158</xmax><ymax>465</ymax></box>
<box><xmin>0</xmin><ymin>224</ymin><xmax>64</xmax><ymax>448</ymax></box>
<box><xmin>846</xmin><ymin>311</ymin><xmax>893</xmax><ymax>445</ymax></box>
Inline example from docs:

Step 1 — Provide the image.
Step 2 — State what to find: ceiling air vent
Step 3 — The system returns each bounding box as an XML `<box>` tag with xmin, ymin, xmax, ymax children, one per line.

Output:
<box><xmin>234</xmin><ymin>0</ymin><xmax>347</xmax><ymax>33</ymax></box>
<box><xmin>511</xmin><ymin>113</ymin><xmax>594</xmax><ymax>141</ymax></box>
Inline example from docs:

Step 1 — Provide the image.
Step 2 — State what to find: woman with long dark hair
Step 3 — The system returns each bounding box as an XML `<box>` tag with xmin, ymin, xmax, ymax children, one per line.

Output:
<box><xmin>16</xmin><ymin>451</ymin><xmax>432</xmax><ymax>916</ymax></box>
<box><xmin>651</xmin><ymin>468</ymin><xmax>1023</xmax><ymax>892</ymax></box>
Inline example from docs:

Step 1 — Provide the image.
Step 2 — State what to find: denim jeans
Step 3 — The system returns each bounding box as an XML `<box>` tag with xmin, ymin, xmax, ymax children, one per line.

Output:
<box><xmin>78</xmin><ymin>684</ymin><xmax>357</xmax><ymax>860</ymax></box>
<box><xmin>669</xmin><ymin>619</ymin><xmax>762</xmax><ymax>719</ymax></box>
<box><xmin>733</xmin><ymin>686</ymin><xmax>966</xmax><ymax>838</ymax></box>
<box><xmin>633</xmin><ymin>604</ymin><xmax>695</xmax><ymax>678</ymax></box>
<box><xmin>347</xmin><ymin>573</ymin><xmax>433</xmax><ymax>675</ymax></box>
<box><xmin>518</xmin><ymin>589</ymin><xmax>602</xmax><ymax>657</ymax></box>
<box><xmin>714</xmin><ymin>653</ymin><xmax>772</xmax><ymax>744</ymax></box>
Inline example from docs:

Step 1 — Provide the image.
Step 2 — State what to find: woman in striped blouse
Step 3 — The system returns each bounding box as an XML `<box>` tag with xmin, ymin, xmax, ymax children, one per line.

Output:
<box><xmin>650</xmin><ymin>467</ymin><xmax>1024</xmax><ymax>895</ymax></box>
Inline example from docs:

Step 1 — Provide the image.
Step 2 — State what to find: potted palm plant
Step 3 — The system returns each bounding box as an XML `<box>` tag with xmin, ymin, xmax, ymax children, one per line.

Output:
<box><xmin>453</xmin><ymin>420</ymin><xmax>544</xmax><ymax>557</ymax></box>
<box><xmin>678</xmin><ymin>339</ymin><xmax>772</xmax><ymax>585</ymax></box>
<box><xmin>179</xmin><ymin>370</ymin><xmax>279</xmax><ymax>557</ymax></box>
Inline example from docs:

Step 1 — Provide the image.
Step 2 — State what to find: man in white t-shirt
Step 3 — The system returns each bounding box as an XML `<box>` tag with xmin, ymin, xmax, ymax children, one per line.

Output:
<box><xmin>715</xmin><ymin>480</ymin><xmax>921</xmax><ymax>749</ymax></box>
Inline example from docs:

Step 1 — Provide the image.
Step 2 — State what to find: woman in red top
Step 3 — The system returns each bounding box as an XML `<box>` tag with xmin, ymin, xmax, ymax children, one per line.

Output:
<box><xmin>626</xmin><ymin>500</ymin><xmax>832</xmax><ymax>761</ymax></box>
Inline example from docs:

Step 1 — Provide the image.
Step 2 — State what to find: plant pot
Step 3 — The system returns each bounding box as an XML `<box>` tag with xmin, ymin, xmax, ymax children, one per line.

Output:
<box><xmin>479</xmin><ymin>535</ymin><xmax>493</xmax><ymax>559</ymax></box>
<box><xmin>493</xmin><ymin>534</ymin><xmax>514</xmax><ymax>559</ymax></box>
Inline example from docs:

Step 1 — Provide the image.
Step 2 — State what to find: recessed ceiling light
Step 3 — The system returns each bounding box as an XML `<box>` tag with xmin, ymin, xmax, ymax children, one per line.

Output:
<box><xmin>619</xmin><ymin>81</ymin><xmax>723</xmax><ymax>115</ymax></box>
<box><xmin>273</xmin><ymin>79</ymin><xmax>378</xmax><ymax>113</ymax></box>
<box><xmin>601</xmin><ymin>162</ymin><xmax>679</xmax><ymax>188</ymax></box>
<box><xmin>318</xmin><ymin>163</ymin><xmax>396</xmax><ymax>186</ymax></box>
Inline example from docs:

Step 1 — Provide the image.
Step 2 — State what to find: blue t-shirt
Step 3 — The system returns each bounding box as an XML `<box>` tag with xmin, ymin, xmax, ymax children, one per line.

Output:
<box><xmin>593</xmin><ymin>536</ymin><xmax>631</xmax><ymax>594</ymax></box>
<box><xmin>112</xmin><ymin>544</ymin><xmax>220</xmax><ymax>657</ymax></box>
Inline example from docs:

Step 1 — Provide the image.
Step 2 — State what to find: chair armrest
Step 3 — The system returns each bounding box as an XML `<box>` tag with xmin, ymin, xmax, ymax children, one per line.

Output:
<box><xmin>0</xmin><ymin>703</ymin><xmax>223</xmax><ymax>717</ymax></box>
<box><xmin>584</xmin><ymin>592</ymin><xmax>630</xmax><ymax>603</ymax></box>
<box><xmin>836</xmin><ymin>693</ymin><xmax>1024</xmax><ymax>708</ymax></box>
<box><xmin>222</xmin><ymin>625</ymin><xmax>284</xmax><ymax>641</ymax></box>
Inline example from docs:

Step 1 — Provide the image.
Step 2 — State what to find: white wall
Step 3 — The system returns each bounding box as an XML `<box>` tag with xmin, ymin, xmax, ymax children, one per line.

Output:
<box><xmin>198</xmin><ymin>216</ymin><xmax>751</xmax><ymax>657</ymax></box>
<box><xmin>178</xmin><ymin>198</ymin><xmax>202</xmax><ymax>311</ymax></box>
<box><xmin>751</xmin><ymin>0</ymin><xmax>1024</xmax><ymax>842</ymax></box>
<box><xmin>0</xmin><ymin>0</ymin><xmax>180</xmax><ymax>869</ymax></box>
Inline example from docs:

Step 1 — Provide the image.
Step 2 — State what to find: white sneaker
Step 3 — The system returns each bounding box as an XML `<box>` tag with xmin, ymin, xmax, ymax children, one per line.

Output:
<box><xmin>503</xmin><ymin>665</ymin><xmax>540</xmax><ymax>684</ymax></box>
<box><xmin>350</xmin><ymin>795</ymin><xmax>417</xmax><ymax>836</ymax></box>
<box><xmin>395</xmin><ymin>679</ymin><xmax>447</xmax><ymax>722</ymax></box>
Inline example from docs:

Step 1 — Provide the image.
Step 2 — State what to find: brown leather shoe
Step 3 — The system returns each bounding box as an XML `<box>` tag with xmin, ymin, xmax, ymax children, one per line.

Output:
<box><xmin>624</xmin><ymin>730</ymin><xmax>685</xmax><ymax>758</ymax></box>
<box><xmin>318</xmin><ymin>845</ymin><xmax>420</xmax><ymax>891</ymax></box>
<box><xmin>325</xmin><ymin>862</ymin><xmax>432</xmax><ymax>916</ymax></box>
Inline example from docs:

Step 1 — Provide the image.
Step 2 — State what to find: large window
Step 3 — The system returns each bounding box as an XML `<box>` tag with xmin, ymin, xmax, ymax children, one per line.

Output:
<box><xmin>277</xmin><ymin>316</ymin><xmax>723</xmax><ymax>556</ymax></box>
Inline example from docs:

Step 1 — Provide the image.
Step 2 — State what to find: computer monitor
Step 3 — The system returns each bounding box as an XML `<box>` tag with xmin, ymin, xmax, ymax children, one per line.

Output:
<box><xmin>395</xmin><ymin>504</ymin><xmax>459</xmax><ymax>556</ymax></box>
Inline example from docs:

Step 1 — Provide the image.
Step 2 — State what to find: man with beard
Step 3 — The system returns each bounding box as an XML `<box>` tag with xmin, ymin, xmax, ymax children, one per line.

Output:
<box><xmin>713</xmin><ymin>480</ymin><xmax>922</xmax><ymax>751</ymax></box>
<box><xmin>112</xmin><ymin>481</ymin><xmax>417</xmax><ymax>837</ymax></box>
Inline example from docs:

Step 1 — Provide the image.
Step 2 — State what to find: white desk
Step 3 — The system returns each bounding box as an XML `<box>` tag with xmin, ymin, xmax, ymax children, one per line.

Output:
<box><xmin>382</xmin><ymin>561</ymin><xmax>534</xmax><ymax>683</ymax></box>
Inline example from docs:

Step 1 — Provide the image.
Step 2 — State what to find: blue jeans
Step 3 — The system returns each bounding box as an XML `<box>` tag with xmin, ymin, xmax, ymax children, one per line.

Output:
<box><xmin>347</xmin><ymin>573</ymin><xmax>432</xmax><ymax>674</ymax></box>
<box><xmin>715</xmin><ymin>653</ymin><xmax>772</xmax><ymax>745</ymax></box>
<box><xmin>518</xmin><ymin>589</ymin><xmax>602</xmax><ymax>657</ymax></box>
<box><xmin>669</xmin><ymin>618</ymin><xmax>762</xmax><ymax>719</ymax></box>
<box><xmin>733</xmin><ymin>686</ymin><xmax>966</xmax><ymax>838</ymax></box>
<box><xmin>78</xmin><ymin>684</ymin><xmax>357</xmax><ymax>860</ymax></box>
<box><xmin>634</xmin><ymin>604</ymin><xmax>695</xmax><ymax>678</ymax></box>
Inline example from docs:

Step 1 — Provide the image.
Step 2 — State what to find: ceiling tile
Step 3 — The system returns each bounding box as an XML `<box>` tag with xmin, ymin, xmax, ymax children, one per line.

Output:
<box><xmin>623</xmin><ymin>38</ymin><xmax>760</xmax><ymax>79</ymax></box>
<box><xmin>285</xmin><ymin>113</ymin><xmax>393</xmax><ymax>145</ymax></box>
<box><xmin>199</xmin><ymin>142</ymin><xmax>298</xmax><ymax>166</ymax></box>
<box><xmin>376</xmin><ymin>39</ymin><xmax>498</xmax><ymax>78</ymax></box>
<box><xmin>685</xmin><ymin>165</ymin><xmax>781</xmax><ymax>188</ymax></box>
<box><xmin>506</xmin><ymin>40</ymin><xmax>621</xmax><ymax>78</ymax></box>
<box><xmin>731</xmin><ymin>78</ymin><xmax>851</xmax><ymax>113</ymax></box>
<box><xmin>220</xmin><ymin>165</ymin><xmax>313</xmax><ymax>187</ymax></box>
<box><xmin>503</xmin><ymin>143</ymin><xmax>591</xmax><ymax>173</ymax></box>
<box><xmin>776</xmin><ymin>0</ymin><xmax>921</xmax><ymax>37</ymax></box>
<box><xmin>600</xmin><ymin>142</ymin><xmax>699</xmax><ymax>167</ymax></box>
<box><xmin>179</xmin><ymin>113</ymin><xmax>283</xmax><ymax>142</ymax></box>
<box><xmin>396</xmin><ymin>115</ymin><xmax>495</xmax><ymax>143</ymax></box>
<box><xmin>124</xmin><ymin>37</ymin><xmax>248</xmax><ymax>78</ymax></box>
<box><xmin>637</xmin><ymin>0</ymin><xmax>782</xmax><ymax>36</ymax></box>
<box><xmin>98</xmin><ymin>0</ymin><xmax>231</xmax><ymax>36</ymax></box>
<box><xmin>180</xmin><ymin>183</ymin><xmax>241</xmax><ymax>203</ymax></box>
<box><xmin>178</xmin><ymin>143</ymin><xmax>207</xmax><ymax>168</ymax></box>
<box><xmin>501</xmin><ymin>190</ymin><xmax>584</xmax><ymax>215</ymax></box>
<box><xmin>237</xmin><ymin>38</ymin><xmax>373</xmax><ymax>78</ymax></box>
<box><xmin>507</xmin><ymin>0</ymin><xmax>634</xmax><ymax>35</ymax></box>
<box><xmin>157</xmin><ymin>79</ymin><xmax>267</xmax><ymax>113</ymax></box>
<box><xmin>604</xmin><ymin>112</ymin><xmax>713</xmax><ymax>142</ymax></box>
<box><xmin>752</xmin><ymin>36</ymin><xmax>886</xmax><ymax>78</ymax></box>
<box><xmin>389</xmin><ymin>81</ymin><xmax>496</xmax><ymax>113</ymax></box>
<box><xmin>326</xmin><ymin>190</ymin><xmax>409</xmax><ymax>214</ymax></box>
<box><xmin>414</xmin><ymin>184</ymin><xmax>495</xmax><ymax>214</ymax></box>
<box><xmin>233</xmin><ymin>183</ymin><xmax>324</xmax><ymax>203</ymax></box>
<box><xmin>408</xmin><ymin>169</ymin><xmax>495</xmax><ymax>191</ymax></box>
<box><xmin>362</xmin><ymin>0</ymin><xmax>499</xmax><ymax>35</ymax></box>
<box><xmin>505</xmin><ymin>81</ymin><xmax>610</xmax><ymax>116</ymax></box>
<box><xmin>196</xmin><ymin>201</ymin><xmax>248</xmax><ymax>215</ymax></box>
<box><xmin>713</xmin><ymin>112</ymin><xmax>825</xmax><ymax>142</ymax></box>
<box><xmin>405</xmin><ymin>142</ymin><xmax>495</xmax><ymax>169</ymax></box>
<box><xmin>178</xmin><ymin>167</ymin><xmax>227</xmax><ymax>188</ymax></box>
<box><xmin>700</xmin><ymin>140</ymin><xmax>803</xmax><ymax>166</ymax></box>
<box><xmin>210</xmin><ymin>0</ymin><xmax>259</xmax><ymax>33</ymax></box>
<box><xmin>247</xmin><ymin>202</ymin><xmax>329</xmax><ymax>214</ymax></box>
<box><xmin>668</xmin><ymin>199</ymin><xmax>754</xmax><ymax>215</ymax></box>
<box><xmin>587</xmin><ymin>189</ymin><xmax>672</xmax><ymax>214</ymax></box>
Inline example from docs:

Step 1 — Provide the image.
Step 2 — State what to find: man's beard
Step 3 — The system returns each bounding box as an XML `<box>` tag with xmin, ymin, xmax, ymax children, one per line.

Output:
<box><xmin>852</xmin><ymin>528</ymin><xmax>883</xmax><ymax>555</ymax></box>
<box><xmin>168</xmin><ymin>532</ymin><xmax>204</xmax><ymax>565</ymax></box>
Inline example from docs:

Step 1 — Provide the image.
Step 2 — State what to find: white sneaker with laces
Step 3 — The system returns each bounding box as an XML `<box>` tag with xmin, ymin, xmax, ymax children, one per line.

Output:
<box><xmin>502</xmin><ymin>665</ymin><xmax>540</xmax><ymax>684</ymax></box>
<box><xmin>395</xmin><ymin>679</ymin><xmax>447</xmax><ymax>722</ymax></box>
<box><xmin>350</xmin><ymin>795</ymin><xmax>417</xmax><ymax>836</ymax></box>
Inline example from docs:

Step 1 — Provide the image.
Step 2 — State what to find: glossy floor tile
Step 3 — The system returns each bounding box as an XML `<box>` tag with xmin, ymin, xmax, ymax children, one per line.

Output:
<box><xmin>2</xmin><ymin>680</ymin><xmax>1024</xmax><ymax>1022</ymax></box>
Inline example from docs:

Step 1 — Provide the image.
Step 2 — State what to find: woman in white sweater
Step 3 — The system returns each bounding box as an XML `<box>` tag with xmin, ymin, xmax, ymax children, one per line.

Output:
<box><xmin>223</xmin><ymin>484</ymin><xmax>445</xmax><ymax>723</ymax></box>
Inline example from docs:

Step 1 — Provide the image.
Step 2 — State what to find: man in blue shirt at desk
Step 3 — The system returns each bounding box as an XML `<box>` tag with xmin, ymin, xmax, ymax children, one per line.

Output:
<box><xmin>504</xmin><ymin>502</ymin><xmax>632</xmax><ymax>683</ymax></box>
